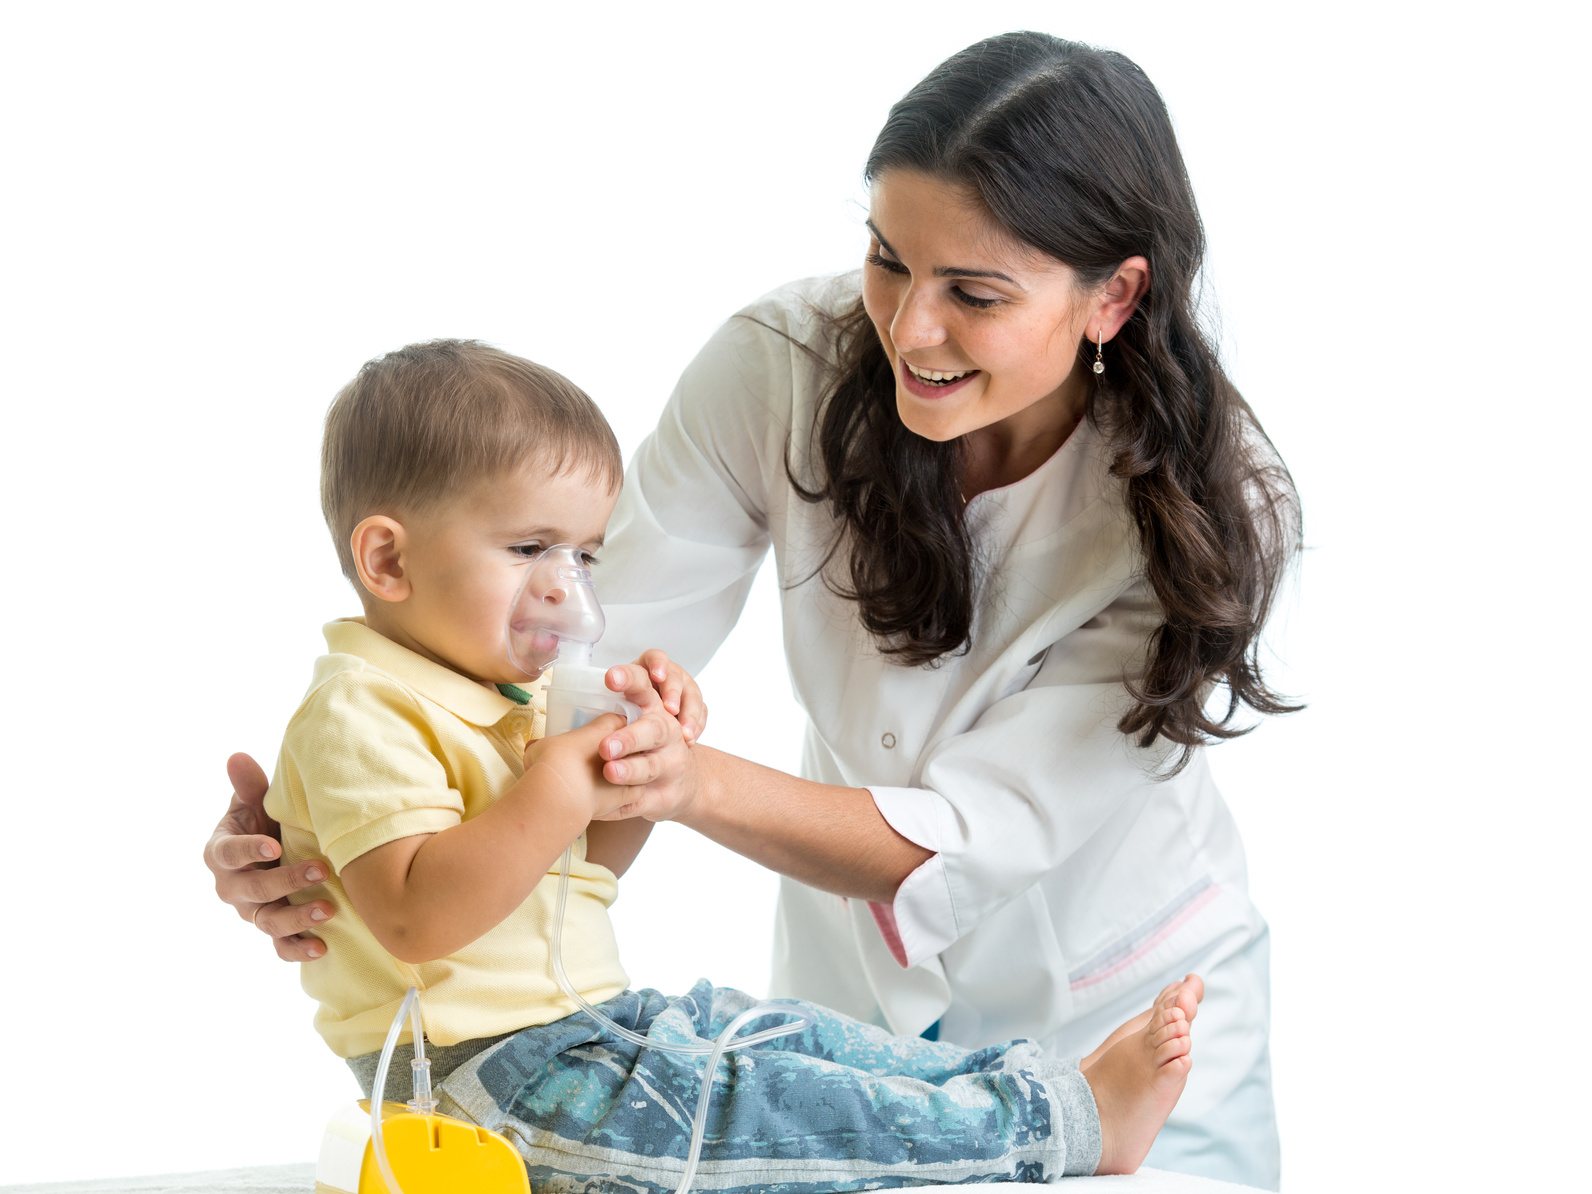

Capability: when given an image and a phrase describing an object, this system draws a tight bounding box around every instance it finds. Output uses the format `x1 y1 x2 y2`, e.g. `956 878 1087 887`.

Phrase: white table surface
0 1163 1262 1193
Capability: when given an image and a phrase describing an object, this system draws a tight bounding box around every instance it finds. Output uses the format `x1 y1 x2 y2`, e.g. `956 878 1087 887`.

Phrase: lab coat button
881 732 896 749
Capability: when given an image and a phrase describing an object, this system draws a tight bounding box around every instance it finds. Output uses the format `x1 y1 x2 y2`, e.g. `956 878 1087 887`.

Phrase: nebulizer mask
504 543 642 733
317 546 812 1194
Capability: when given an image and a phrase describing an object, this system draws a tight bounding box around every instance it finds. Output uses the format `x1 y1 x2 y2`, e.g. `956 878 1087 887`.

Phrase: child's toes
1176 976 1204 1022
1154 1033 1192 1065
1148 1018 1189 1048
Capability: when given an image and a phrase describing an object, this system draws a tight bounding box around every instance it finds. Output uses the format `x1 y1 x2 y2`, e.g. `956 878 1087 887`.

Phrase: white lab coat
596 274 1281 1189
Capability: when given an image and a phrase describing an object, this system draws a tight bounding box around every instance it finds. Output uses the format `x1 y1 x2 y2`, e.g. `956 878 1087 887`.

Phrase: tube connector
408 1057 438 1116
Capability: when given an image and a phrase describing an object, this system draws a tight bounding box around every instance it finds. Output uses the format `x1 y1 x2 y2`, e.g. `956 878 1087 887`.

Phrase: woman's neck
959 374 1087 498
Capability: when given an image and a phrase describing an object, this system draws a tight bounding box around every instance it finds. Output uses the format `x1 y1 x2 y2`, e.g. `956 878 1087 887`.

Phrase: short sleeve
281 672 465 873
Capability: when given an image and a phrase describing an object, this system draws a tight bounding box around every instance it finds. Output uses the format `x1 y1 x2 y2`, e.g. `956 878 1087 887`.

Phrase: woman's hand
627 648 707 742
203 752 335 961
593 660 701 821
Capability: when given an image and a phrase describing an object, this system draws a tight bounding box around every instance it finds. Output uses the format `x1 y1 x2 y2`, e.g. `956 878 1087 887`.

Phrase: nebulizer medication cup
341 546 814 1194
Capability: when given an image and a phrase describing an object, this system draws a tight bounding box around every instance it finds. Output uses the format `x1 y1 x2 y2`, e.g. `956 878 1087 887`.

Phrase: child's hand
593 660 699 821
627 649 707 743
521 714 635 820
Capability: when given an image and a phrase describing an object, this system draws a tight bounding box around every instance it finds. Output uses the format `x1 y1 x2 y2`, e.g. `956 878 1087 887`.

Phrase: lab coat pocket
939 884 1075 1049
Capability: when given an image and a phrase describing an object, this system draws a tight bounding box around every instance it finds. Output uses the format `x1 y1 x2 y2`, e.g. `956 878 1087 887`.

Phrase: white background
0 2 1586 1189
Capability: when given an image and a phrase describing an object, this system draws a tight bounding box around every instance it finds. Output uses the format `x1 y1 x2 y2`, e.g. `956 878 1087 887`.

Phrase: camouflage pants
435 981 1100 1194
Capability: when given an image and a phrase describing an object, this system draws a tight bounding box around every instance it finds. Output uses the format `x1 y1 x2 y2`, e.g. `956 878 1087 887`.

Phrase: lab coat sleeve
866 584 1169 969
595 300 802 672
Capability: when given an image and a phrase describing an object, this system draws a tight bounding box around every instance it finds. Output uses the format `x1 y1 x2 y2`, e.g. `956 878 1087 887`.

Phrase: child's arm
340 714 635 964
583 818 655 877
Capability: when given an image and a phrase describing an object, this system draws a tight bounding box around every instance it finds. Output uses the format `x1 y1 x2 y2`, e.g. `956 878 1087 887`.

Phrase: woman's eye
953 288 1000 310
865 252 908 275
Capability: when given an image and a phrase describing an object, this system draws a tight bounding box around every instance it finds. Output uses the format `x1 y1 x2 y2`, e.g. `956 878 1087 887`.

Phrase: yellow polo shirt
265 618 628 1058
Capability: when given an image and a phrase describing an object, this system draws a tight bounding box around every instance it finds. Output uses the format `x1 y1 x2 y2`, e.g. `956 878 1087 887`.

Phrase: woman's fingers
227 751 270 806
604 662 664 708
253 894 334 937
209 831 282 871
637 648 683 713
223 858 330 912
604 748 667 786
634 650 708 741
676 683 706 743
274 932 327 962
206 752 284 876
600 712 671 763
205 752 335 959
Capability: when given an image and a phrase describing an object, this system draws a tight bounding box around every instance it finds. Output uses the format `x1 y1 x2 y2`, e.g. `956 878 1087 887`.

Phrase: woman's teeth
905 360 976 386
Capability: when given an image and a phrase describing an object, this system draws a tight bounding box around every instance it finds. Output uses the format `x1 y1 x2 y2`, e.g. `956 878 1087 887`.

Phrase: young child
266 338 1201 1192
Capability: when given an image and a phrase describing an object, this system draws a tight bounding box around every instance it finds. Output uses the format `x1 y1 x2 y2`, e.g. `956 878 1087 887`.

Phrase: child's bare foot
1080 974 1203 1073
1082 975 1203 1175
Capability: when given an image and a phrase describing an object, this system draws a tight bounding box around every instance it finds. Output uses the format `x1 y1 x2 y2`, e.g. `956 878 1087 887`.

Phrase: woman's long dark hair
789 32 1301 768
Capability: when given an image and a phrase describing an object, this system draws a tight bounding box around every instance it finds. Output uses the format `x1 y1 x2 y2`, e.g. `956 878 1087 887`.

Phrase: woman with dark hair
209 32 1297 1189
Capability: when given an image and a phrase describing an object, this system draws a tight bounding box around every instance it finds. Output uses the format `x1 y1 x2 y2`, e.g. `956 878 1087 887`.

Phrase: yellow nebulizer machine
314 545 811 1194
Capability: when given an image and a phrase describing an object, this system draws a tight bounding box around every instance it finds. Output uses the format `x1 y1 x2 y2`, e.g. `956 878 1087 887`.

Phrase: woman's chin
895 390 976 443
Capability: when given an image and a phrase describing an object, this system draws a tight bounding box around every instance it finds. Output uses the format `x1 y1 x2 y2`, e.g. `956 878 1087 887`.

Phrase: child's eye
582 552 599 566
511 543 544 559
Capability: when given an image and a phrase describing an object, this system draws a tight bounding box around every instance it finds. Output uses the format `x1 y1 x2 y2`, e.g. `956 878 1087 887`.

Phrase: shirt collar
322 618 521 727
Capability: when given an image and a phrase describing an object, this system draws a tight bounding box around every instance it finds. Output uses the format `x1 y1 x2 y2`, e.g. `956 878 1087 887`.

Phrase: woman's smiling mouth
900 357 981 397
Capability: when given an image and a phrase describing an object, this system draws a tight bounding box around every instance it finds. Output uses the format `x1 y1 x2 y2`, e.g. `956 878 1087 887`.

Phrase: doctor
207 32 1298 1190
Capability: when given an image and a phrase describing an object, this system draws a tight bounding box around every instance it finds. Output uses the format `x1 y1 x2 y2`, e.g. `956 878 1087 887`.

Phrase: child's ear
351 516 411 603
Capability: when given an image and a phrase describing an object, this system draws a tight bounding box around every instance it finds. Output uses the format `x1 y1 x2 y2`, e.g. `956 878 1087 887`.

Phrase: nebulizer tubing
364 545 813 1194
368 985 436 1194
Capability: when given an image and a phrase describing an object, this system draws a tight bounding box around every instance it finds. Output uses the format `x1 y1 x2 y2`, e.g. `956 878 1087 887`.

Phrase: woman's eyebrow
866 219 1019 285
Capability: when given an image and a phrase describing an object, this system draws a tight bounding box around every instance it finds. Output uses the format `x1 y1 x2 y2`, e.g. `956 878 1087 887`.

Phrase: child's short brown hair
321 339 623 584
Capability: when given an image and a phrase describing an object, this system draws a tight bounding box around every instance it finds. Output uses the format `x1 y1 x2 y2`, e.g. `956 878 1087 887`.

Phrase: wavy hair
788 33 1302 768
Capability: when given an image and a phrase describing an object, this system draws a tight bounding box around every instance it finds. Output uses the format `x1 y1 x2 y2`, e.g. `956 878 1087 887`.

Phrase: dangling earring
1092 329 1105 375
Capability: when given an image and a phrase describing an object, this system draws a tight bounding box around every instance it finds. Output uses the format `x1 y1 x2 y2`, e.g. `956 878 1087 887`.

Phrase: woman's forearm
676 746 933 903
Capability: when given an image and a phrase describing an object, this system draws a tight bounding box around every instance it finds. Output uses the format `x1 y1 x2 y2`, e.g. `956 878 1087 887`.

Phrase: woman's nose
891 286 947 352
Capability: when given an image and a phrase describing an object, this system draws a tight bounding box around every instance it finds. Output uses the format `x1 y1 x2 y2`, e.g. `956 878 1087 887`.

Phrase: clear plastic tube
369 985 434 1194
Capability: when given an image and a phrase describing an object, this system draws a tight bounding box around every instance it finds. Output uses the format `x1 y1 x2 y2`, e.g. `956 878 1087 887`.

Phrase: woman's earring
1092 329 1105 375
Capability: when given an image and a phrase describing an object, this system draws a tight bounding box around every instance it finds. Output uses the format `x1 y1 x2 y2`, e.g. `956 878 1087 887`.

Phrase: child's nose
544 587 567 605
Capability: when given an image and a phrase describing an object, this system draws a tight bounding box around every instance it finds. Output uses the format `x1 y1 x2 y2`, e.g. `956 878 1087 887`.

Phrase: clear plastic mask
504 544 605 679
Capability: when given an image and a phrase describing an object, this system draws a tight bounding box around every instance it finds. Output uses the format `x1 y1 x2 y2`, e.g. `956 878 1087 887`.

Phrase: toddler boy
267 338 1198 1192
